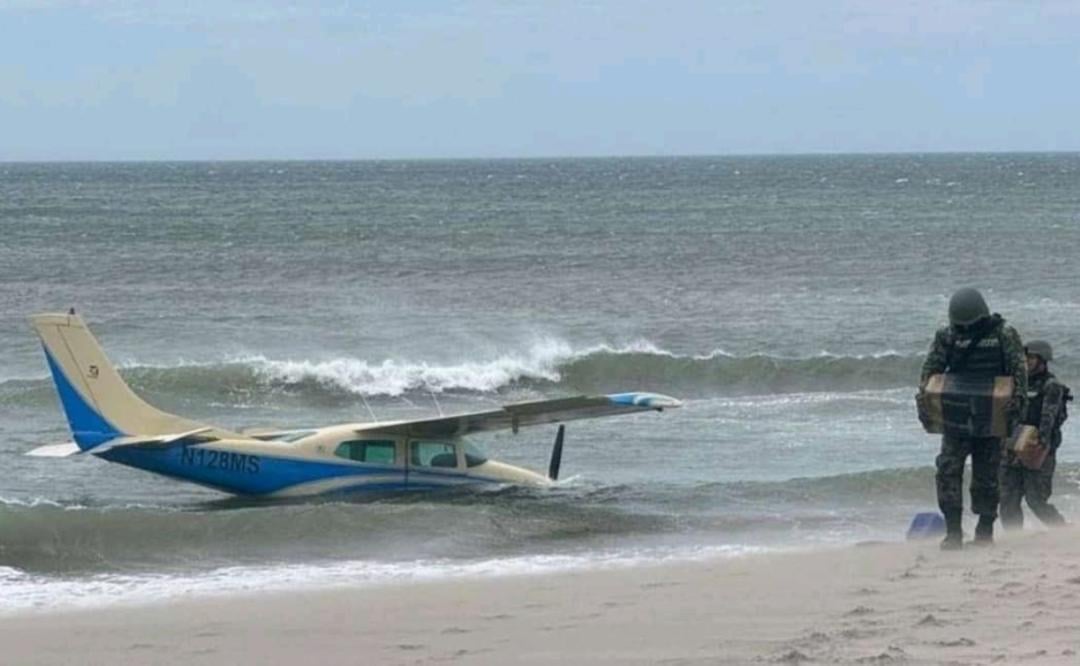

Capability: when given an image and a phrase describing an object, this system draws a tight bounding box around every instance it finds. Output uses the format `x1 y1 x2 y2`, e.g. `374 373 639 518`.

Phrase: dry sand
4 527 1080 665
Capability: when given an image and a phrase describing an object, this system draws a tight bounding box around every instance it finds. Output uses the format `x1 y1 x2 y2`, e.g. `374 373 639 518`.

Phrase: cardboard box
919 374 1014 438
1008 425 1049 470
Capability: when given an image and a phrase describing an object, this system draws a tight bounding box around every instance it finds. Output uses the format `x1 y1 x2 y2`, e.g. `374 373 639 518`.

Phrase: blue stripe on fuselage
99 447 505 496
102 446 401 495
42 347 122 449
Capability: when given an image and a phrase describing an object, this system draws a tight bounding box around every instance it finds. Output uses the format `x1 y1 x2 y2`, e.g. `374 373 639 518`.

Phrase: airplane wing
359 392 681 439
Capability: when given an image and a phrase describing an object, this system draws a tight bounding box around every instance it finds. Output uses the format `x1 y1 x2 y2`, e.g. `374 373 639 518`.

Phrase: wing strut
548 425 565 481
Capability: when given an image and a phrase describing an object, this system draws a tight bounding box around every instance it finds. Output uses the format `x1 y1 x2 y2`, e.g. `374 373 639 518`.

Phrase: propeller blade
548 424 565 481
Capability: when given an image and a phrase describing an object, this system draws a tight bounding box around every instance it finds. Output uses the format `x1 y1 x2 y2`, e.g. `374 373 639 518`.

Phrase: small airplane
26 311 681 497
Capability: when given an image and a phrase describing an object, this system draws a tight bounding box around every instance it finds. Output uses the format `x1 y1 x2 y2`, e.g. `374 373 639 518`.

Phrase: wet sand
4 527 1080 665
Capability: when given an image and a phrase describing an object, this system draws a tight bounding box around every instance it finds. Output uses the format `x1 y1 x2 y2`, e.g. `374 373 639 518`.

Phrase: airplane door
406 439 467 489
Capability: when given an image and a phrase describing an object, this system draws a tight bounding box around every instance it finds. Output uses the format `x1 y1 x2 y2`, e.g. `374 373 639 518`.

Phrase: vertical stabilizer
30 313 203 449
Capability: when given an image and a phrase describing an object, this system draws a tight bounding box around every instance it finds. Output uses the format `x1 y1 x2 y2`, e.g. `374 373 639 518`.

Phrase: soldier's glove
1003 449 1020 466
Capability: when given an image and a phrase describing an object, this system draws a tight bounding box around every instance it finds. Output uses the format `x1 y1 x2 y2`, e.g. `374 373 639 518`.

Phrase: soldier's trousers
936 435 1001 517
1000 449 1066 529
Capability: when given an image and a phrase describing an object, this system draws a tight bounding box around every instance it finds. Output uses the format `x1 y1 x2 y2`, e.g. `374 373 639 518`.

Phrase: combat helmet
948 288 990 327
1025 340 1053 363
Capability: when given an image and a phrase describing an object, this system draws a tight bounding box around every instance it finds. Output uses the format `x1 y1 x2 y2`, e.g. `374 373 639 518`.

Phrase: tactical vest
1024 377 1046 426
945 321 1005 379
1025 372 1070 427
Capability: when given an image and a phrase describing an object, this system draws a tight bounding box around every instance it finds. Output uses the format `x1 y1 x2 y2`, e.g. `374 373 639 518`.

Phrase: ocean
2 154 1079 613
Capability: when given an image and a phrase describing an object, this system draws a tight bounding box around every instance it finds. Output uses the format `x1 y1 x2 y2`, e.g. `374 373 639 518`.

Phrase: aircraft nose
607 392 683 409
639 393 682 409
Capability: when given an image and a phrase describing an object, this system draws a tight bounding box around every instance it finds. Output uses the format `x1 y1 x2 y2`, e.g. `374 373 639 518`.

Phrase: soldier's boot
940 510 963 551
972 515 995 546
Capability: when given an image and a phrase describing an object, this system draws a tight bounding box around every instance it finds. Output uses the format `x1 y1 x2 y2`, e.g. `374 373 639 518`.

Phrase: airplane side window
361 441 396 464
464 440 488 467
410 441 458 468
333 439 396 464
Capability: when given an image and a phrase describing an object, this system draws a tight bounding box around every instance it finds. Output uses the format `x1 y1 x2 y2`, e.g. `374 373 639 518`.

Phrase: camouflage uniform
1000 370 1069 528
920 314 1027 520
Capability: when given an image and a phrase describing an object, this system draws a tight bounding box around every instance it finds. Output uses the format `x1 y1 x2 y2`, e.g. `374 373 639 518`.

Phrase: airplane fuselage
99 429 551 497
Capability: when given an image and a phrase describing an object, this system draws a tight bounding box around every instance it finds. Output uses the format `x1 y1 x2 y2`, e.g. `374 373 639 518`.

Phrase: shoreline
0 542 776 617
5 528 1080 664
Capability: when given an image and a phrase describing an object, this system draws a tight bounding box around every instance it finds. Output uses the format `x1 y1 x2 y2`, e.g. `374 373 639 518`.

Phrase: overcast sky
2 1 1079 160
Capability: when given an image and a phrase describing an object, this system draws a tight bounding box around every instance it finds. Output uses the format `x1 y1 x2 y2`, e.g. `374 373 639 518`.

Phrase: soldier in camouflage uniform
919 288 1027 550
1000 340 1070 529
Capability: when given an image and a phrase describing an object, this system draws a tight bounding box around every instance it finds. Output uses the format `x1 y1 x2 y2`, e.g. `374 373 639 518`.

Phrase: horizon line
3 148 1080 165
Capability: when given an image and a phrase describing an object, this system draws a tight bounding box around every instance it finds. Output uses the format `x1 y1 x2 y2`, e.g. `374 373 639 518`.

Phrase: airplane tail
30 312 203 450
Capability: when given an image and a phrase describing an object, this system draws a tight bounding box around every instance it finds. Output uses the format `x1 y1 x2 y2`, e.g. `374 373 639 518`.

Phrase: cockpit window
463 439 488 467
410 441 458 469
334 439 397 465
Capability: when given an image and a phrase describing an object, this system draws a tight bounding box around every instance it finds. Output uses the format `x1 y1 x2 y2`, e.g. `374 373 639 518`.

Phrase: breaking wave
0 341 931 406
237 341 924 397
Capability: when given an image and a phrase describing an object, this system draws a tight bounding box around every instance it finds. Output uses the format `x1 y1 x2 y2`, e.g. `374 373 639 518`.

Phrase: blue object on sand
906 512 946 540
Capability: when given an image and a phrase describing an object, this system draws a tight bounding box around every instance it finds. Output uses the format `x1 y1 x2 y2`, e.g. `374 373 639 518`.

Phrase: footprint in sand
934 637 976 647
855 646 906 664
482 613 514 621
449 648 481 659
838 627 880 640
915 614 946 627
771 648 813 663
845 606 875 617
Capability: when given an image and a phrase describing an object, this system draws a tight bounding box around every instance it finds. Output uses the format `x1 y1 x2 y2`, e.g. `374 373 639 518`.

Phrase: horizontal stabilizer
361 392 681 439
26 442 81 458
86 427 216 454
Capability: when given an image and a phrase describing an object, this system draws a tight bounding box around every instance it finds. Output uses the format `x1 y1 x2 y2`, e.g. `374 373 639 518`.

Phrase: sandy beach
4 527 1080 665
